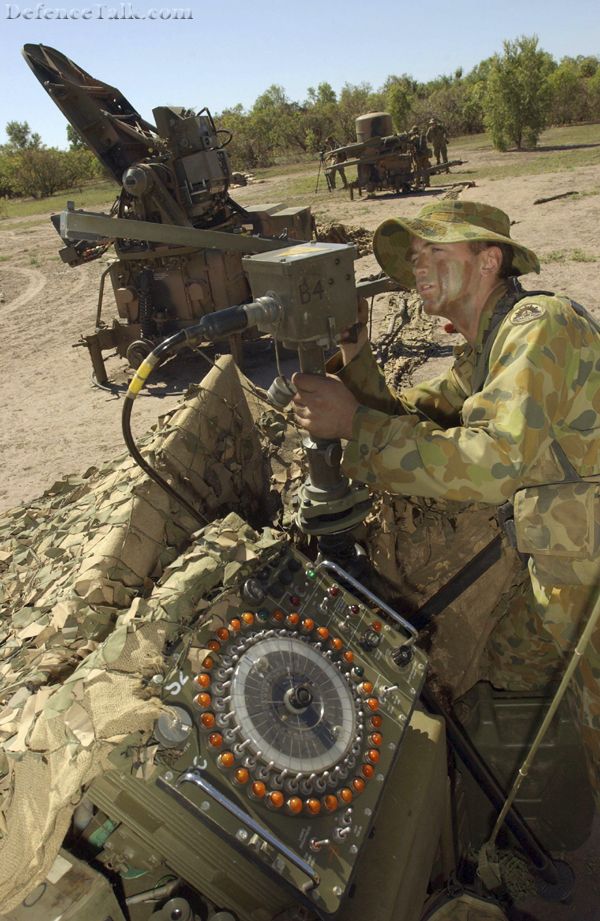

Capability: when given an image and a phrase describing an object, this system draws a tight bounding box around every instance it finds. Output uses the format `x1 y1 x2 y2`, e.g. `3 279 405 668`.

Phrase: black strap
411 532 503 628
472 284 600 395
471 279 555 394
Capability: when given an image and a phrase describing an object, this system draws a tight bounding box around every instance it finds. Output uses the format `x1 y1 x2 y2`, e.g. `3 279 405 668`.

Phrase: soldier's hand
291 373 359 440
339 297 369 365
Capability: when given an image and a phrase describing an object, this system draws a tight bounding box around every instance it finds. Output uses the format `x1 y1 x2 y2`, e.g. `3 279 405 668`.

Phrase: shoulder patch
511 303 547 325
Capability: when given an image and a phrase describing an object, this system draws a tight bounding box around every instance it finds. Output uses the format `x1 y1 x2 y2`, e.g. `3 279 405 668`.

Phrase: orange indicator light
366 697 379 711
202 656 215 670
359 681 374 695
207 640 221 652
306 798 321 815
269 791 284 809
331 637 343 651
216 628 230 642
323 794 338 812
372 620 383 632
367 749 380 764
241 612 255 626
273 610 285 622
339 787 353 804
219 751 235 768
316 627 330 641
200 712 216 729
251 781 266 799
287 796 303 815
370 732 383 746
343 650 354 664
234 768 250 785
229 618 242 632
371 714 383 728
287 612 300 626
362 763 374 779
302 618 315 632
352 777 366 794
194 692 211 709
194 673 211 688
209 732 223 748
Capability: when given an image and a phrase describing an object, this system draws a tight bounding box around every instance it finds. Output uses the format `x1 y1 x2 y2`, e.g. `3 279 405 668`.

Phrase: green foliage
384 76 416 132
484 36 554 150
4 40 598 182
336 82 386 142
0 146 104 200
4 120 42 151
66 124 86 150
542 248 597 264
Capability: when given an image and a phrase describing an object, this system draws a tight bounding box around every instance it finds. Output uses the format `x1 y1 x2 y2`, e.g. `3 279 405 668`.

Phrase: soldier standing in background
291 200 600 806
409 125 431 189
323 135 348 190
426 117 450 172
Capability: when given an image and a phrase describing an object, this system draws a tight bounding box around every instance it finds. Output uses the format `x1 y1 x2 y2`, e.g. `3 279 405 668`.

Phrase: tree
66 124 86 150
548 60 589 125
336 83 385 143
383 75 416 132
5 120 42 150
304 82 339 152
217 104 273 170
483 36 554 150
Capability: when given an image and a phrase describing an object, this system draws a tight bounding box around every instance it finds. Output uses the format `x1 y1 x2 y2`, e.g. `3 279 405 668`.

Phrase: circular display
231 636 357 774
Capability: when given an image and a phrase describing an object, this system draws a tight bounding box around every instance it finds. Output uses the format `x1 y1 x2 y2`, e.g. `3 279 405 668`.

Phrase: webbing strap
471 279 555 394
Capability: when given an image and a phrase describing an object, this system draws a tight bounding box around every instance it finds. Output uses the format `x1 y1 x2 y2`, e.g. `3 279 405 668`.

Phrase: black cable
122 394 207 527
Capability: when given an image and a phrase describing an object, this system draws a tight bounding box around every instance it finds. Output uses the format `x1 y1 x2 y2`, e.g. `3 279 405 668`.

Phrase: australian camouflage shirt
332 288 600 506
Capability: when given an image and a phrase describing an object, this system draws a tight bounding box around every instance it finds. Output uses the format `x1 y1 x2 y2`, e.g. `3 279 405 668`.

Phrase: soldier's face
409 239 486 318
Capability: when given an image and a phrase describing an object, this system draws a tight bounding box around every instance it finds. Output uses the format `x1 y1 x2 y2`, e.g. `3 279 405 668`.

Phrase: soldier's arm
341 303 575 504
326 341 468 426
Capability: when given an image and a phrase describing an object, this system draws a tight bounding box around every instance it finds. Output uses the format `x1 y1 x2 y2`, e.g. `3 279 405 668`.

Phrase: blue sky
0 0 598 148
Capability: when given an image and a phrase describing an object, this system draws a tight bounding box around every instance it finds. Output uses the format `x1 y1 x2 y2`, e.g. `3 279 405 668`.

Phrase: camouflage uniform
408 126 431 188
332 201 600 800
426 118 449 172
324 135 348 190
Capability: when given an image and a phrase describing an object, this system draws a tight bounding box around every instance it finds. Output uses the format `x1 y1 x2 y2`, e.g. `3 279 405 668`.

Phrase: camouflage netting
0 356 304 910
0 317 522 908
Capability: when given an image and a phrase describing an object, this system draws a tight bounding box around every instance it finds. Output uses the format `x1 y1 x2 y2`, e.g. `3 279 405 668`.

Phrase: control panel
150 542 427 915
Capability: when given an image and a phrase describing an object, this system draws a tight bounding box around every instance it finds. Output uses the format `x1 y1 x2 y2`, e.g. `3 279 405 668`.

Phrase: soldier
426 117 449 172
408 124 431 189
291 199 600 803
323 134 348 190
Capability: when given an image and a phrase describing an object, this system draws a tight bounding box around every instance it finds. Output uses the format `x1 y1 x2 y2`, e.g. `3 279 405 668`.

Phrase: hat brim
373 216 540 288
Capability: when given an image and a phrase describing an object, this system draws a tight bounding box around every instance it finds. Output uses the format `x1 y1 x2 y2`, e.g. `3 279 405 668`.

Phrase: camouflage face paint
411 240 483 325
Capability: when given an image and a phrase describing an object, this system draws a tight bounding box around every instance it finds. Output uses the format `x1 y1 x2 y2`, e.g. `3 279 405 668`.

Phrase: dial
231 635 357 774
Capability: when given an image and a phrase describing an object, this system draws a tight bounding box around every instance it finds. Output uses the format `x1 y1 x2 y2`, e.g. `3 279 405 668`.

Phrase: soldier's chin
419 293 444 316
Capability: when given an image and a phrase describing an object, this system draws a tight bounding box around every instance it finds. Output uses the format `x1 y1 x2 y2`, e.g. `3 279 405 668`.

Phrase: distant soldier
426 117 449 173
409 125 431 190
324 135 348 191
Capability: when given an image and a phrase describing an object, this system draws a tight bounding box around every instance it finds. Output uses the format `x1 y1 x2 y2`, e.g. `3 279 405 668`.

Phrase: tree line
2 36 599 200
220 38 600 168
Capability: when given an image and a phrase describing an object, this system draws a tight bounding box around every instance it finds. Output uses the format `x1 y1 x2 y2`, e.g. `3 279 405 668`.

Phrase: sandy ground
0 142 599 514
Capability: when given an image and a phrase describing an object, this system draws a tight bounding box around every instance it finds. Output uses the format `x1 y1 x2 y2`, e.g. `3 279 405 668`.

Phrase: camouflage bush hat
373 200 540 288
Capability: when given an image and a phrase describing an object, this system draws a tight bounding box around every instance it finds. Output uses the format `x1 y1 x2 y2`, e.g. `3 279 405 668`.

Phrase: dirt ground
1 142 599 514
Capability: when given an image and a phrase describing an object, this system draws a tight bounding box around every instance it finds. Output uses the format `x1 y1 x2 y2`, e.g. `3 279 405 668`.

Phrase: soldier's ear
480 245 502 276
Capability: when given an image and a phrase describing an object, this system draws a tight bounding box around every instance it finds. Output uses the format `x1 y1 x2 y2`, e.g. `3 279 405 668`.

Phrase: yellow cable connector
127 355 159 398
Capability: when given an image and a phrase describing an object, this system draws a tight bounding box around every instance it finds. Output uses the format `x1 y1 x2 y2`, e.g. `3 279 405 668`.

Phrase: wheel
126 338 154 369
